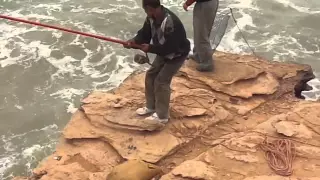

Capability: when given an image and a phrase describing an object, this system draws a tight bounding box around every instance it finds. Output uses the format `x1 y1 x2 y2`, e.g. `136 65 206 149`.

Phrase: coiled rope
260 138 296 176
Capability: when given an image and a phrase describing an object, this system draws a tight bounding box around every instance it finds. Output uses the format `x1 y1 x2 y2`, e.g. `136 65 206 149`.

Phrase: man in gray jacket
183 0 219 72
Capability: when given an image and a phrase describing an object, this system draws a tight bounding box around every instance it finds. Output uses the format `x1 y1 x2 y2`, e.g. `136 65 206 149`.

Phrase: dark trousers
145 55 186 119
193 0 219 65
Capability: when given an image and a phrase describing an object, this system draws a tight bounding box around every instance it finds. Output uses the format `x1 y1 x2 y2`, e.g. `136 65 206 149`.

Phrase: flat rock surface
30 138 122 180
16 51 319 180
160 102 320 180
63 111 184 163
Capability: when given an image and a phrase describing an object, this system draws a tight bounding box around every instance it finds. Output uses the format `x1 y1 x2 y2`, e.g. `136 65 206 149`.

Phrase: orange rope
260 138 296 176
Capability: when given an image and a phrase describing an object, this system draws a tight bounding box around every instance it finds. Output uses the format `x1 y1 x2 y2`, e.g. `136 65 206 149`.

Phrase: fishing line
229 8 259 58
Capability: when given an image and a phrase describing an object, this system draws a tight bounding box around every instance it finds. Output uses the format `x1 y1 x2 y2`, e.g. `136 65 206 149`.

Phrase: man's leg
193 0 219 72
192 5 201 63
153 56 186 120
137 55 166 115
188 46 200 63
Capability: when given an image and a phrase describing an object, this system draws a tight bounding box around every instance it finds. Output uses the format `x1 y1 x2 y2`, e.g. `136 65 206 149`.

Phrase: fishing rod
0 14 143 49
0 14 154 65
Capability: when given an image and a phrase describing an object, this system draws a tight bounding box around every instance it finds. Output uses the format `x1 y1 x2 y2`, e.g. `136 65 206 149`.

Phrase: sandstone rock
273 120 312 138
179 58 279 98
162 128 320 179
295 145 320 159
292 102 320 135
31 138 121 180
224 152 259 163
106 160 162 180
243 176 320 180
11 177 29 180
255 102 319 141
14 51 317 180
63 111 185 163
161 100 320 179
81 92 164 131
171 160 216 179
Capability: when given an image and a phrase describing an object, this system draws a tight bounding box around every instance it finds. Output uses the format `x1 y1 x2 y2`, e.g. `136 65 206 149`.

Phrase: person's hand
123 39 134 49
140 44 150 52
183 3 188 11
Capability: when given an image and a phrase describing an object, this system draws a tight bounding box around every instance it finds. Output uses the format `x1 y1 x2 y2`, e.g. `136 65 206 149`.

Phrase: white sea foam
92 54 135 90
302 74 320 101
272 0 320 14
50 88 87 113
50 88 86 100
0 124 58 179
0 155 18 178
33 4 62 12
22 145 43 158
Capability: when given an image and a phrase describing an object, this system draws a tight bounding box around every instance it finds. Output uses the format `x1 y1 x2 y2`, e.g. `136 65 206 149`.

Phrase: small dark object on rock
230 97 240 104
128 145 137 150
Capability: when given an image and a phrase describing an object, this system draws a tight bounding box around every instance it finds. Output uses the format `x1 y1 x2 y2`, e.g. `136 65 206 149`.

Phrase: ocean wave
272 0 320 14
0 124 59 179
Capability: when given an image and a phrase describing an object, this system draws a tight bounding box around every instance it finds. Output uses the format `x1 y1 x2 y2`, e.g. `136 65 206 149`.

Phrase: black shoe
196 64 214 72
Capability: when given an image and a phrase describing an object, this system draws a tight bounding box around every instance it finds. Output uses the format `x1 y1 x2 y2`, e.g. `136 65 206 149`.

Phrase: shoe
188 54 200 63
145 113 168 124
196 64 214 72
136 107 155 116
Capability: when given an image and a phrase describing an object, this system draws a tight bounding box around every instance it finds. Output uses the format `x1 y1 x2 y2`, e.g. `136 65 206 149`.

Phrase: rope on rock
260 138 296 176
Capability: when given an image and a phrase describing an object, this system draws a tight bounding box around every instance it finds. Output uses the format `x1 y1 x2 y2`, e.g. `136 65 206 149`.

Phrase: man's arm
185 0 196 6
148 19 182 57
132 18 152 45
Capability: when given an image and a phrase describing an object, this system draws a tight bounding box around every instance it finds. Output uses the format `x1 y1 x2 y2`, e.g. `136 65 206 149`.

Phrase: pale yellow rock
224 152 259 163
179 60 279 98
243 175 320 180
170 160 216 180
273 120 313 139
63 111 185 163
13 51 317 180
106 160 162 180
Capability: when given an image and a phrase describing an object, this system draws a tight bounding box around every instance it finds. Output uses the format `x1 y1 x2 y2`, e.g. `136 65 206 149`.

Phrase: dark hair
142 0 161 8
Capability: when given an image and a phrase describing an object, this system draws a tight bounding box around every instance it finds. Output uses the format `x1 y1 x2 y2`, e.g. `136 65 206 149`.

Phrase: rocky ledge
14 51 320 180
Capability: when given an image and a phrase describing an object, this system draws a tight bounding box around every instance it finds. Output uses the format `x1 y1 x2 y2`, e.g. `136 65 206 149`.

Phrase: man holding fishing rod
124 0 190 123
0 0 190 124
